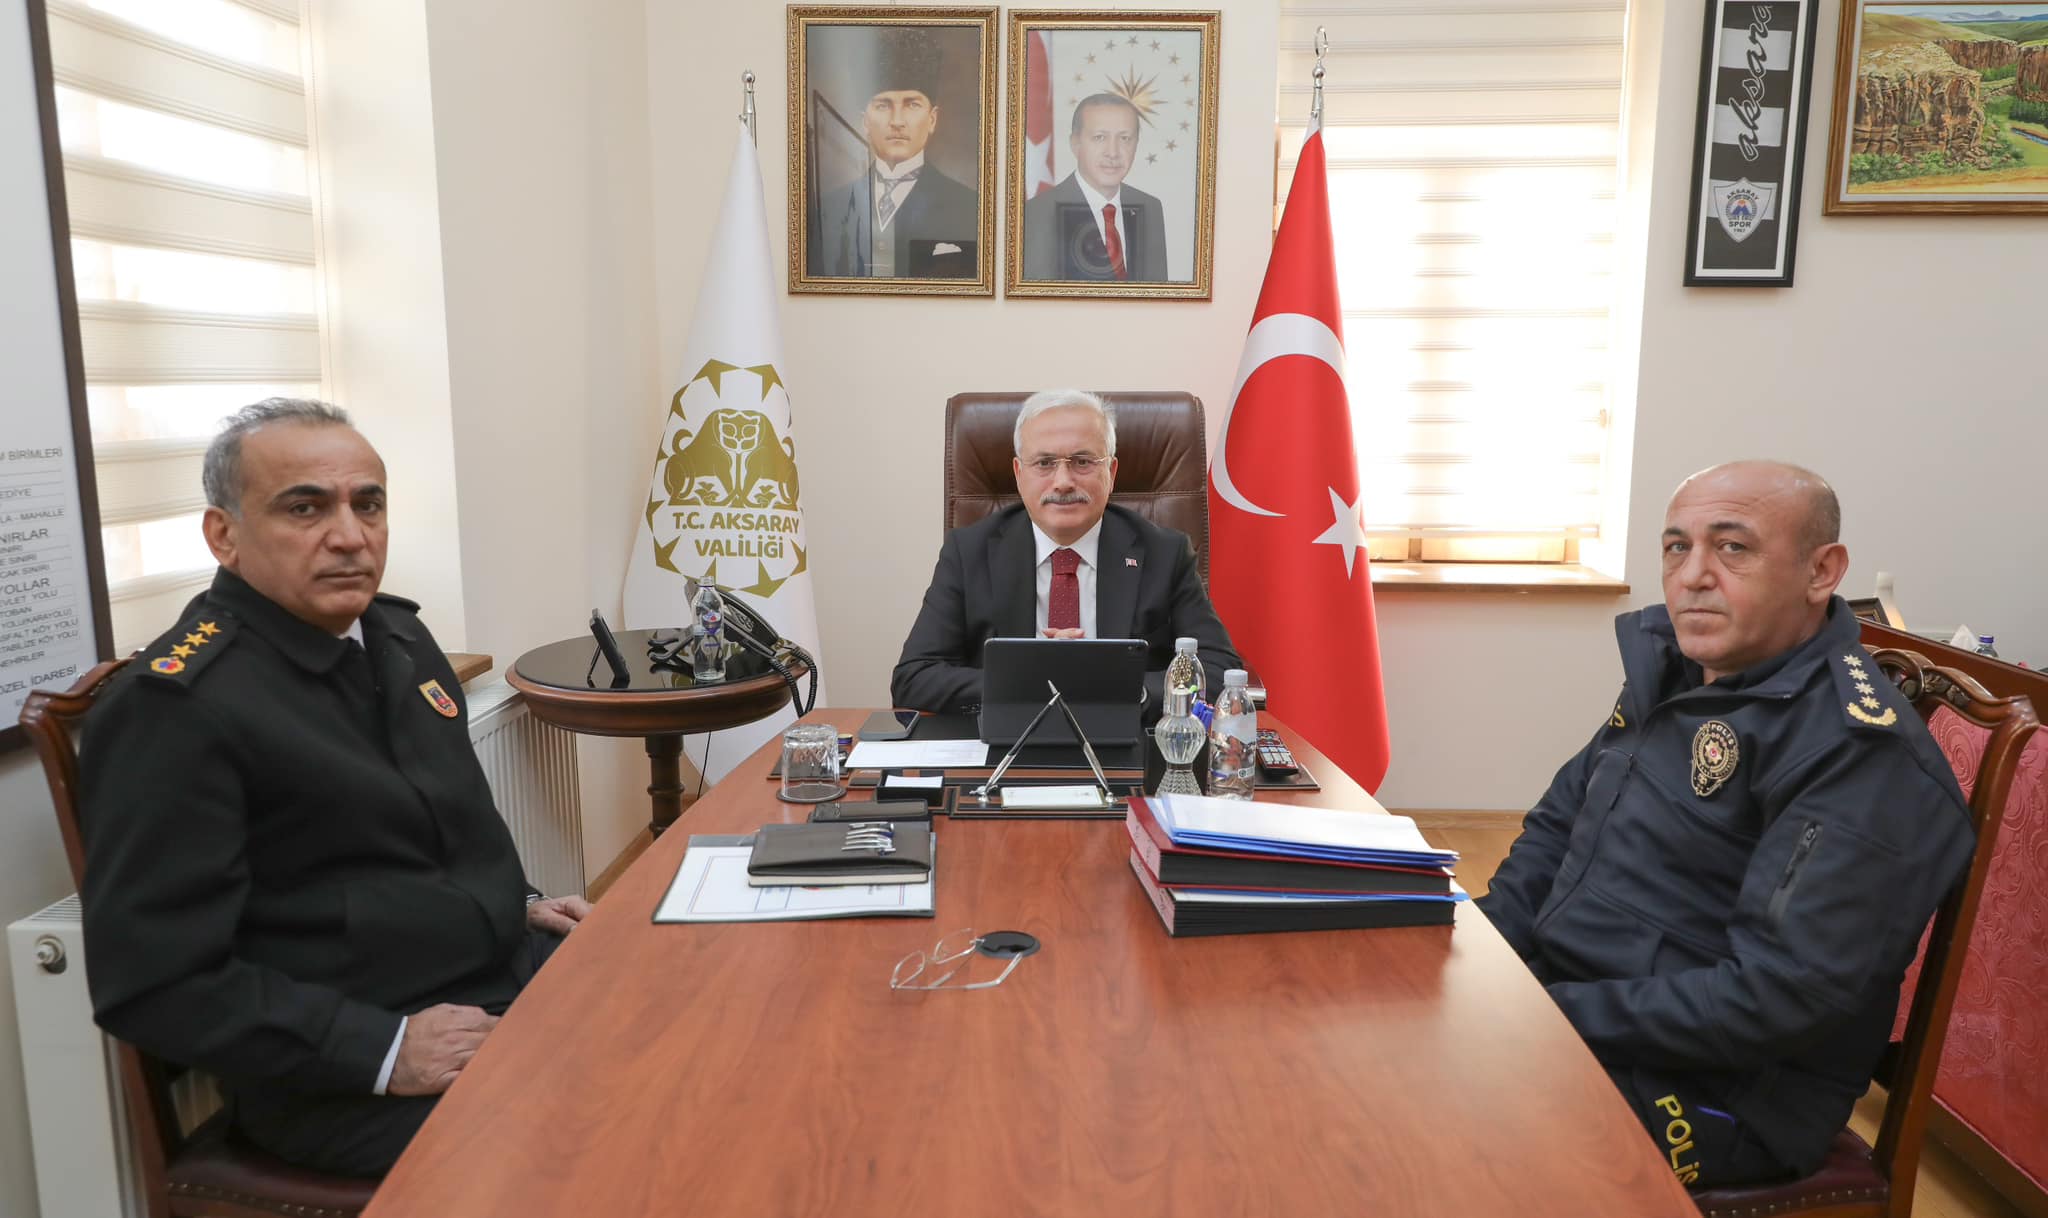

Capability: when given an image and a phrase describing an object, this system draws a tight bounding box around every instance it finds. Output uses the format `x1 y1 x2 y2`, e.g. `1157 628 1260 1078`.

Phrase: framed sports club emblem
1683 0 1822 286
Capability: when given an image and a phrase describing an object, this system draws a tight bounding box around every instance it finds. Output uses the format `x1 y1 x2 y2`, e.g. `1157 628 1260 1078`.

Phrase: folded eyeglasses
889 928 1040 992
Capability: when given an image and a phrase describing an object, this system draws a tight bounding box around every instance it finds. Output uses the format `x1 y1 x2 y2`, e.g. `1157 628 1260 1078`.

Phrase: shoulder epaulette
1831 647 1904 730
373 591 421 614
138 612 237 686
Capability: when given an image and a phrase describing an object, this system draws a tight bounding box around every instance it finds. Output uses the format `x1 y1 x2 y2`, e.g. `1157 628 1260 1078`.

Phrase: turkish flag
1024 33 1055 196
1207 126 1390 792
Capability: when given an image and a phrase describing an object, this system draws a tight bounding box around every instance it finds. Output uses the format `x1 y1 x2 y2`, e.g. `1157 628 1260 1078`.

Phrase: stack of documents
1126 795 1464 938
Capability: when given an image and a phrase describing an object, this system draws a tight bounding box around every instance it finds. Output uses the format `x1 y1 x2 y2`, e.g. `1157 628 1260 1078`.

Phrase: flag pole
1310 26 1328 132
739 70 757 144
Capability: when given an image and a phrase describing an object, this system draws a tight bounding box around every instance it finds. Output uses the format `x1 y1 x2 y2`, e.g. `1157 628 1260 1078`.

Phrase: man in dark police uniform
78 399 589 1177
1477 460 1974 1189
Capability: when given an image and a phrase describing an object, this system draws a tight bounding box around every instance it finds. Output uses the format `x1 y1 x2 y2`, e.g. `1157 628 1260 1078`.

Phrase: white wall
644 0 1284 721
423 0 664 871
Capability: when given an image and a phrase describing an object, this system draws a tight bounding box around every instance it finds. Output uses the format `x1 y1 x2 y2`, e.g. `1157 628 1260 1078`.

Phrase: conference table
363 710 1701 1218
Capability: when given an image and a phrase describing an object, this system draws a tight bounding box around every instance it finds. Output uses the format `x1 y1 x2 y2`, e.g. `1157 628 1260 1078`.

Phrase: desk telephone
588 584 818 717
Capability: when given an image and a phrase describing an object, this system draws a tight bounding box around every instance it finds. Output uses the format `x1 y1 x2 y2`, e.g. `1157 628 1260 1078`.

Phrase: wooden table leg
645 734 685 837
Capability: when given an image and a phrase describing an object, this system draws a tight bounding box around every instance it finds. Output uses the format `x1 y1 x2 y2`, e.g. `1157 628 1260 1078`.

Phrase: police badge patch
1691 721 1739 797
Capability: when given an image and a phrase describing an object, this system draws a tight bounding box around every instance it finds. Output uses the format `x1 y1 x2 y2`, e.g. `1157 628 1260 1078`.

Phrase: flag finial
740 70 757 145
1310 27 1329 131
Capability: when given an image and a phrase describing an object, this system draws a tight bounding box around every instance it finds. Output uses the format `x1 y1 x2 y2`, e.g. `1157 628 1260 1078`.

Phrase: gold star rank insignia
197 621 220 636
1691 721 1739 797
150 657 185 675
1842 654 1865 668
171 644 194 658
183 632 206 648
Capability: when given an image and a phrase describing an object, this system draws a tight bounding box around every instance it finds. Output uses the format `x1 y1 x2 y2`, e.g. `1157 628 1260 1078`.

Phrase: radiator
7 677 584 1217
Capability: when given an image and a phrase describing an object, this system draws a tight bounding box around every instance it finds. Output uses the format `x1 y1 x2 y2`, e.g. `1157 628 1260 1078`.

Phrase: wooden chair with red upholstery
19 658 379 1218
1691 648 2039 1218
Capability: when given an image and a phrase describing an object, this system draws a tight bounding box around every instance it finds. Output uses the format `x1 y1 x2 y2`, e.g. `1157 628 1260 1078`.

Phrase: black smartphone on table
588 610 632 688
859 709 920 741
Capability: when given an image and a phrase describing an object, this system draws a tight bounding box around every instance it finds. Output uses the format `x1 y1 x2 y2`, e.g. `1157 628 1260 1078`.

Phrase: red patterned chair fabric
1893 708 2048 1198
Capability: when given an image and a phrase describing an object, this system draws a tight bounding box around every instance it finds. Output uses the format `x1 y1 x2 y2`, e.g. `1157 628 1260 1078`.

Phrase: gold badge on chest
418 679 459 718
1690 720 1739 798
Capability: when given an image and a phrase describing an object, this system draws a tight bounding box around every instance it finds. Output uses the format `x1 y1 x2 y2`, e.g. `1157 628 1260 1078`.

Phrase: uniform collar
205 567 410 674
1623 596 1858 706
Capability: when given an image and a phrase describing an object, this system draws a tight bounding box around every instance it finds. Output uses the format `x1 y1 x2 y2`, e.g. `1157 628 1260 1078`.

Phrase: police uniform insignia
1610 702 1626 729
1847 701 1897 727
150 656 185 675
419 679 459 718
1691 721 1739 797
1836 649 1899 727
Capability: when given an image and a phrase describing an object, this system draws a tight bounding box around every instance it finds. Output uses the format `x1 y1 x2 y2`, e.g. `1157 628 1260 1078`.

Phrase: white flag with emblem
623 121 826 781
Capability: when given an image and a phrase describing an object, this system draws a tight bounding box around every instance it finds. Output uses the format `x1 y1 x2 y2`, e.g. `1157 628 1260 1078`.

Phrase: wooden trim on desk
447 652 493 685
1404 810 1528 832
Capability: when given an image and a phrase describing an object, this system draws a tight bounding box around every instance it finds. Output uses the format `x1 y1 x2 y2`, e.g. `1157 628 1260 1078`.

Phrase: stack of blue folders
1127 794 1465 937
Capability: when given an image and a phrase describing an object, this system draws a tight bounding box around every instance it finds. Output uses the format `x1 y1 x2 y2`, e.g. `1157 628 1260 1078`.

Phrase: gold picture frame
1004 10 1220 299
788 6 998 295
1823 0 2048 214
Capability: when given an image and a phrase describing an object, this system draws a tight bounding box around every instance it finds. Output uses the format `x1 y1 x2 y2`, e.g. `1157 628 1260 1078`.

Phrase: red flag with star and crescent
1206 124 1389 792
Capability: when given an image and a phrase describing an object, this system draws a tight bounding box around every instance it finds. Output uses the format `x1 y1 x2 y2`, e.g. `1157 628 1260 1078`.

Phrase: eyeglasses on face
1022 454 1106 477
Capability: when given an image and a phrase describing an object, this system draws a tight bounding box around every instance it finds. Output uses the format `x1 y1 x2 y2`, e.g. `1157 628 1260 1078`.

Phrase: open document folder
1143 794 1458 868
655 835 935 923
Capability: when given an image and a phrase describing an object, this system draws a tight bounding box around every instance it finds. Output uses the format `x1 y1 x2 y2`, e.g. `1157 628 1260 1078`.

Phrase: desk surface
365 711 1699 1218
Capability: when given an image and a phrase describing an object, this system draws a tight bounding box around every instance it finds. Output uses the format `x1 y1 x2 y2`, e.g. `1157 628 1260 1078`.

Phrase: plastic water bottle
691 583 726 681
1976 635 1999 659
1208 668 1257 800
1150 685 1205 796
1165 636 1204 705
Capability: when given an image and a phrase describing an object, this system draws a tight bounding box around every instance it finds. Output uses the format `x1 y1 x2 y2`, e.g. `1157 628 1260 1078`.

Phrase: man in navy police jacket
1477 461 1973 1189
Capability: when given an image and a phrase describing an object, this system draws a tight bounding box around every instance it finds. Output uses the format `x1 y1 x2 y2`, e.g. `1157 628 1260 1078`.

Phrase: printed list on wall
0 435 97 724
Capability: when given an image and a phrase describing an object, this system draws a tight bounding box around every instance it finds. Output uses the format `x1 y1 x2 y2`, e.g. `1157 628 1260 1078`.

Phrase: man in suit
1021 94 1170 282
1476 461 1975 1189
892 389 1238 715
809 29 978 280
78 399 589 1177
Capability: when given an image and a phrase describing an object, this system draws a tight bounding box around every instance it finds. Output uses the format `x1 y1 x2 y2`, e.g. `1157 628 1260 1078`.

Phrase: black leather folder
746 822 933 887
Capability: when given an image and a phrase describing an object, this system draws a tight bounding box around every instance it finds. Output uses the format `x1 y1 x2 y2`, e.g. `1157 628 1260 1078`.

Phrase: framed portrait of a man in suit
789 7 996 296
1005 10 1220 299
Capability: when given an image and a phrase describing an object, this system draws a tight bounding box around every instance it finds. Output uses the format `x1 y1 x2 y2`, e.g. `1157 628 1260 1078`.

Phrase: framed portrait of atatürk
1682 0 1820 286
1823 0 2048 214
1004 10 1220 299
788 6 997 296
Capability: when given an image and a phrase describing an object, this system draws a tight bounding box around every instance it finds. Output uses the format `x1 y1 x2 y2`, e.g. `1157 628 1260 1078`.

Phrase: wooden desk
365 711 1698 1218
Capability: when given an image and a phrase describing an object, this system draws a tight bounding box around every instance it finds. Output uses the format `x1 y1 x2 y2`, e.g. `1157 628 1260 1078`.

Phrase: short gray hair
202 397 354 514
1013 389 1117 458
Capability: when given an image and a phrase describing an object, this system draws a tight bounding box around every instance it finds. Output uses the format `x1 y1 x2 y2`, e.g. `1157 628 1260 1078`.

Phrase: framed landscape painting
1825 0 2048 212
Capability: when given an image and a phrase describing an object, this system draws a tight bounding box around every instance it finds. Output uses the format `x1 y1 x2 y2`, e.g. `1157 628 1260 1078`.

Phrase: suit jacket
810 161 979 279
1020 174 1170 282
890 504 1239 715
79 569 534 1106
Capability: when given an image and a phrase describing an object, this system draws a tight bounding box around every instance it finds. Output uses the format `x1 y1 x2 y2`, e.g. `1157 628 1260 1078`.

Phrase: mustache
1040 490 1092 506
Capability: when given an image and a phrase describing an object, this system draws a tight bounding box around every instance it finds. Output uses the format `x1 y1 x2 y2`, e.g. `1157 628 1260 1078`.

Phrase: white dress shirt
1073 175 1127 264
1032 520 1101 638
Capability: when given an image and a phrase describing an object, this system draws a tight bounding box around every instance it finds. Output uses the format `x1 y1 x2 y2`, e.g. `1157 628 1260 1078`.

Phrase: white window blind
1277 0 1625 563
46 0 324 651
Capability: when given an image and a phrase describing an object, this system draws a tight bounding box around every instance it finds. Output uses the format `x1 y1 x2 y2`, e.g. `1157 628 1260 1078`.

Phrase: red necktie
1102 204 1128 281
1048 547 1082 632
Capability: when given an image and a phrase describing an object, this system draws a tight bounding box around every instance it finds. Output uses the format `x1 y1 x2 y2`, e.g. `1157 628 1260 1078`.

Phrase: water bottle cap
1175 636 1198 651
1224 668 1248 685
1979 635 1995 646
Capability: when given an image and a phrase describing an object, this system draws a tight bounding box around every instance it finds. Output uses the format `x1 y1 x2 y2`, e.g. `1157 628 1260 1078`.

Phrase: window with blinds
45 0 322 651
1277 0 1625 564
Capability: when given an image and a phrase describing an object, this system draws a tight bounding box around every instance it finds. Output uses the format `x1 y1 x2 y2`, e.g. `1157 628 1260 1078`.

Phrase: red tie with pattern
1102 204 1128 281
1048 547 1082 633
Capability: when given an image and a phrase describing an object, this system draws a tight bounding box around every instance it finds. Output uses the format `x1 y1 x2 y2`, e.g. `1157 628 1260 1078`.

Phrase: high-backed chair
19 659 379 1218
1691 648 2038 1218
944 391 1215 580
